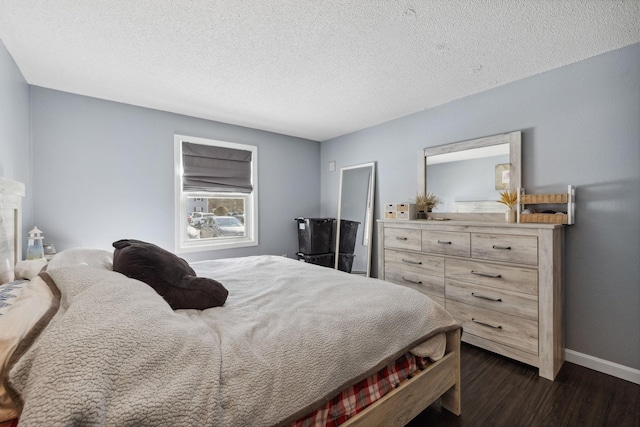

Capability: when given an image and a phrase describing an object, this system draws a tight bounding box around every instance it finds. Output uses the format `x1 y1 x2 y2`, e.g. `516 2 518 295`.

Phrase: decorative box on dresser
378 219 565 381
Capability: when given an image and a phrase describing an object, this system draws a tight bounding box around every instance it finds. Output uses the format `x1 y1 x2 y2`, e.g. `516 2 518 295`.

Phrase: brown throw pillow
112 239 228 310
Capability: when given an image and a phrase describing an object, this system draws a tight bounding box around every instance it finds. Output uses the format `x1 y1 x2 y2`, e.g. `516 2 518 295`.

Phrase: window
174 135 258 252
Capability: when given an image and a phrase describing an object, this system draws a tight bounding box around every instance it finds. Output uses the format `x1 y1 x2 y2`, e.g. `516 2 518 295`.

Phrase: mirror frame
418 131 521 221
335 161 376 277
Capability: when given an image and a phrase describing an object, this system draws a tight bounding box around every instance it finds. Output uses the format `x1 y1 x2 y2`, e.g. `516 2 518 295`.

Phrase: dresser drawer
385 249 444 301
384 227 421 251
446 300 538 355
385 249 444 277
471 233 538 265
384 250 445 301
445 258 538 295
385 269 445 300
445 279 538 321
422 230 470 257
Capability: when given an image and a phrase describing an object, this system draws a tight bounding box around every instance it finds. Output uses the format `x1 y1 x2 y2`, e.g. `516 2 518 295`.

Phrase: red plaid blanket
292 353 427 427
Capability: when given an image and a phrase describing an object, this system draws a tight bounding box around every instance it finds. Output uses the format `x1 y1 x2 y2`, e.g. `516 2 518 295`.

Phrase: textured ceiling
0 1 638 141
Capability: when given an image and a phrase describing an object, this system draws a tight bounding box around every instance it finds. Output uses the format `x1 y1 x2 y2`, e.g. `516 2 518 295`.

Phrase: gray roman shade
182 141 253 193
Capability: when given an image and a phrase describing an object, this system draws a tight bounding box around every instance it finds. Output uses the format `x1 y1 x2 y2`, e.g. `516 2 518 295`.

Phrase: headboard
0 177 25 284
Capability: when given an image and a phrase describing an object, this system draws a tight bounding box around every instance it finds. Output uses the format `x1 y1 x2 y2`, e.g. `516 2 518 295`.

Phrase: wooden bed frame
344 328 461 426
0 176 461 426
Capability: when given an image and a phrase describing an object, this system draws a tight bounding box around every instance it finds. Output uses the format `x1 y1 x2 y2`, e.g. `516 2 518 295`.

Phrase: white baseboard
565 349 640 385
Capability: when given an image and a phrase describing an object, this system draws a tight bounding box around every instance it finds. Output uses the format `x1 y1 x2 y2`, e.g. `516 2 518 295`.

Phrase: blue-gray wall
0 39 32 235
29 87 320 261
321 43 640 371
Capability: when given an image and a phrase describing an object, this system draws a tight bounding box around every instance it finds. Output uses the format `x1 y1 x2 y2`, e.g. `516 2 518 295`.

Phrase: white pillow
14 259 48 280
46 248 113 271
0 277 54 422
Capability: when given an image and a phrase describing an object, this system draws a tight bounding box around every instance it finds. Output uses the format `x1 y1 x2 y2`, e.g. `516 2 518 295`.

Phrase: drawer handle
396 237 408 241
492 245 511 250
471 292 502 302
471 270 502 279
402 276 422 285
437 240 452 245
472 318 502 329
402 258 423 265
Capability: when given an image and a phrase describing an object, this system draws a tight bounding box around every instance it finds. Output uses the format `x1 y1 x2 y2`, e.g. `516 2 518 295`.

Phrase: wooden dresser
377 219 564 380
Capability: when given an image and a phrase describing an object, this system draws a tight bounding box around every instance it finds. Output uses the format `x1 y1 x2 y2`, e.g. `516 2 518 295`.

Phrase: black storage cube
296 218 334 254
337 253 355 273
297 252 335 268
338 219 360 255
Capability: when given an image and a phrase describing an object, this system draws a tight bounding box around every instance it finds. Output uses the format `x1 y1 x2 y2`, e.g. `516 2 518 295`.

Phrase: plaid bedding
292 353 428 427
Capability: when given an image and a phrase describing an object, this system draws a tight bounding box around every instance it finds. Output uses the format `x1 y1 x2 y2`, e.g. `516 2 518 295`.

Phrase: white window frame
174 134 258 253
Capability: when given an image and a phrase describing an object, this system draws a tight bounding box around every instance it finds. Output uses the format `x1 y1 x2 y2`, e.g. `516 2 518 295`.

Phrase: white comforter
8 255 459 426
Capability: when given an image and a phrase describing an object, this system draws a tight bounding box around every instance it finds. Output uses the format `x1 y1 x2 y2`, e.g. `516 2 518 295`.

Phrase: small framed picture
495 163 510 190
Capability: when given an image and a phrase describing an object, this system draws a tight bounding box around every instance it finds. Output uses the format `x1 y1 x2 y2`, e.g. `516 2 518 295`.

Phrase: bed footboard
342 328 461 427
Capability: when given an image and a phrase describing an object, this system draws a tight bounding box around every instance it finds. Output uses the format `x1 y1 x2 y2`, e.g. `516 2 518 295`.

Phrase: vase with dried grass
497 190 518 222
416 192 441 219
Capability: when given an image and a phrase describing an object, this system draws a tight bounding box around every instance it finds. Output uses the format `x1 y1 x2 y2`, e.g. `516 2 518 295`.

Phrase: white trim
565 349 640 385
174 134 258 253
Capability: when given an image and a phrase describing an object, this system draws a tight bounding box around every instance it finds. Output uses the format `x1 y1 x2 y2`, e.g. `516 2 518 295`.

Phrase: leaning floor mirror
335 162 376 277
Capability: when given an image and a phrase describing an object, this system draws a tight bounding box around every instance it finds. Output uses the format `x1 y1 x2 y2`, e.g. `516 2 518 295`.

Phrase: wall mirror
418 131 521 221
336 162 376 276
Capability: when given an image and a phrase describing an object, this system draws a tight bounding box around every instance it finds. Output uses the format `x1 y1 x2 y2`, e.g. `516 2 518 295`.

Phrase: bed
0 177 462 427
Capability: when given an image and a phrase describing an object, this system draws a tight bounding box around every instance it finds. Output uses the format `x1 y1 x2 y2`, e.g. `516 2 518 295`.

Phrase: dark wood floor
407 343 640 427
